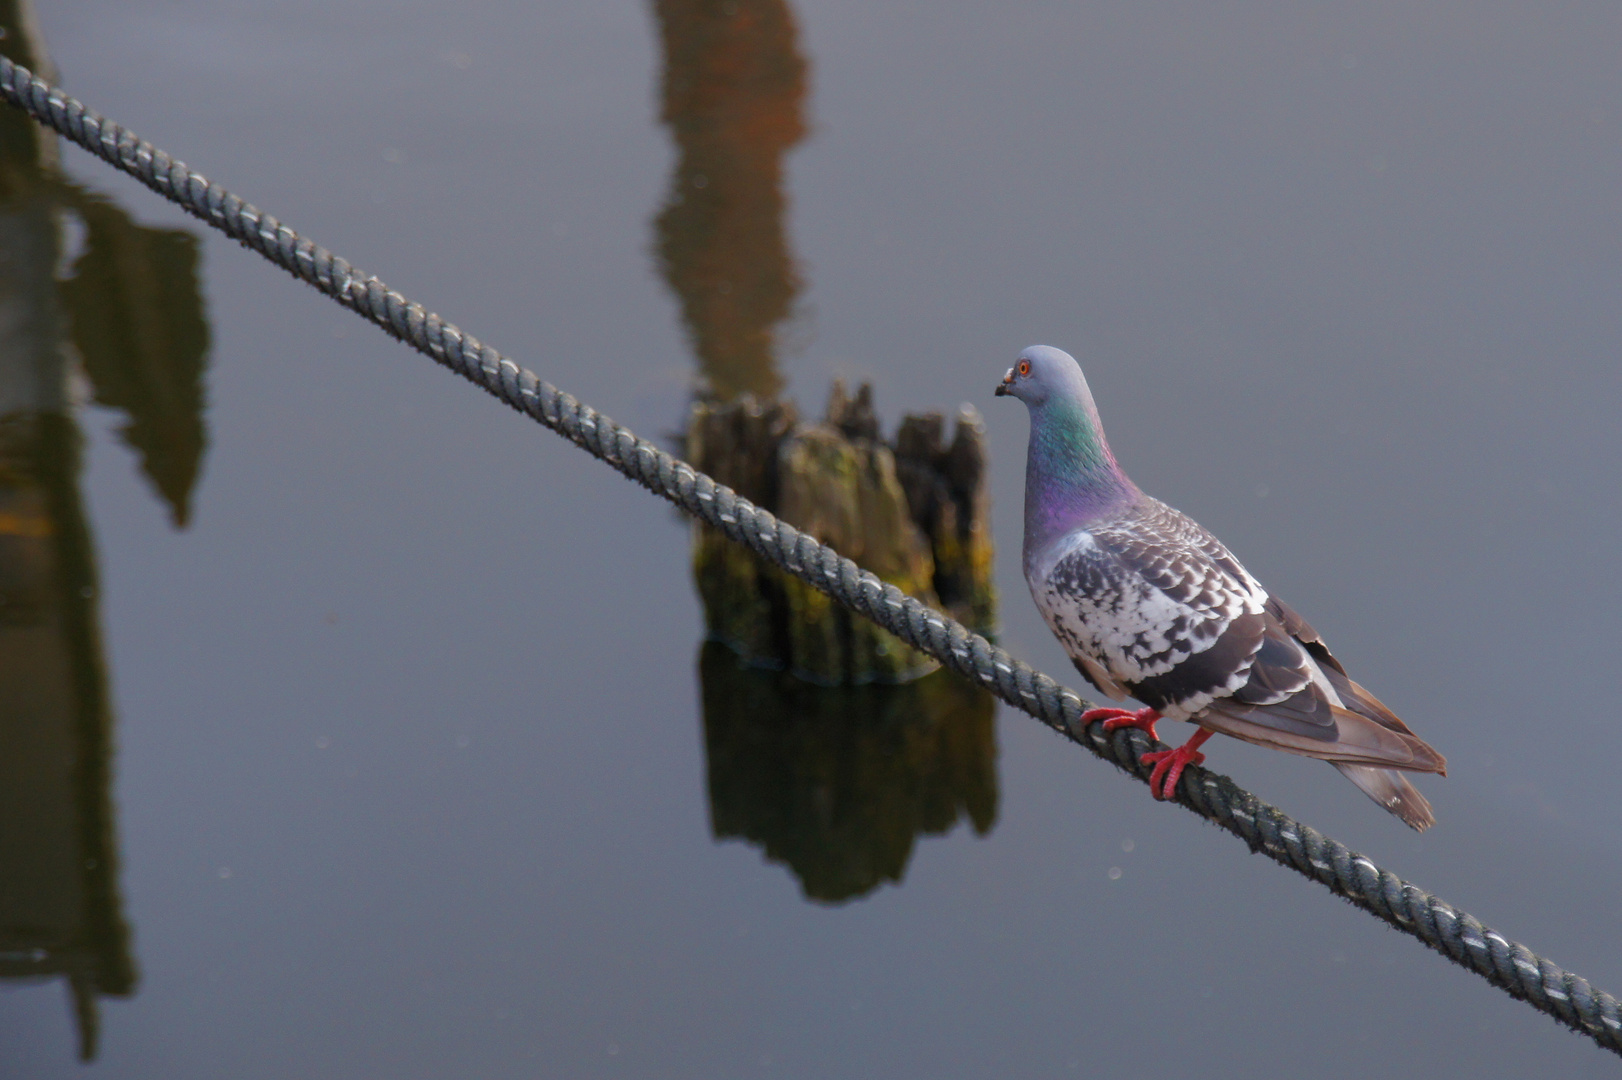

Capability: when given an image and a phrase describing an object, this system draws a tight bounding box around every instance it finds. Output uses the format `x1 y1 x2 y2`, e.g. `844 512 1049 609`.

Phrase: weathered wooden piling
688 380 996 685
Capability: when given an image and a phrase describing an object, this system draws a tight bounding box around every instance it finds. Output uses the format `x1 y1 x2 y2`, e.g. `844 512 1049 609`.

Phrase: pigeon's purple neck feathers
1021 376 1138 564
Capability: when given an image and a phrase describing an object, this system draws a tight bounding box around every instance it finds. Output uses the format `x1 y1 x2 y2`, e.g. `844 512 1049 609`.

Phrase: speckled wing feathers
1035 498 1274 721
1032 497 1445 777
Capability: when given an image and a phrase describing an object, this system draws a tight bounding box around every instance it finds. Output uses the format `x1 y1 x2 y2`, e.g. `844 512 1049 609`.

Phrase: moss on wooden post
688 380 996 685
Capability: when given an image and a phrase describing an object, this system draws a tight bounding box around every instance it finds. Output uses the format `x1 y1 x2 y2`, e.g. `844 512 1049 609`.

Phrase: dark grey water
3 1 1620 1075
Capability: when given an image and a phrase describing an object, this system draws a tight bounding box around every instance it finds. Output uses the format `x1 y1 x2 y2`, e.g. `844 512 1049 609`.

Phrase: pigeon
996 346 1445 829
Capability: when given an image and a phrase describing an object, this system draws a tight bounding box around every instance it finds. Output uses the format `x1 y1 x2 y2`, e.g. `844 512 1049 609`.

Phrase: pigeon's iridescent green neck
1023 395 1137 559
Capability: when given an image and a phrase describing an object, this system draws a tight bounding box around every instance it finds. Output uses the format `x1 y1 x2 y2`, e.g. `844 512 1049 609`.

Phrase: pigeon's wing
1264 594 1345 675
1198 604 1446 775
1197 594 1445 829
1063 498 1276 721
1083 503 1446 769
1041 499 1445 829
1264 594 1436 749
1042 499 1446 776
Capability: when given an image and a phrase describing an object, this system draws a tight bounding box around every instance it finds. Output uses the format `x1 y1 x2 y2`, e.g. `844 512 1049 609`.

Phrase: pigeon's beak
994 367 1015 396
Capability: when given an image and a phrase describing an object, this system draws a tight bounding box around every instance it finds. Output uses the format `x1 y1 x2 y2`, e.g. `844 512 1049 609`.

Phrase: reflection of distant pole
0 68 135 1062
0 0 208 1060
652 0 807 402
0 415 133 1063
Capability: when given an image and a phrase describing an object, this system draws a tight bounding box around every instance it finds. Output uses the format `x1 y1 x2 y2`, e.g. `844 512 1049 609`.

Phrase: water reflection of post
652 0 804 402
0 0 209 1058
651 0 998 903
699 643 996 903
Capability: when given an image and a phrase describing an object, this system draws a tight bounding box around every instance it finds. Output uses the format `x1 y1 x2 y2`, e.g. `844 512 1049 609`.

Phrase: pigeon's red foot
1082 706 1162 743
1140 728 1214 800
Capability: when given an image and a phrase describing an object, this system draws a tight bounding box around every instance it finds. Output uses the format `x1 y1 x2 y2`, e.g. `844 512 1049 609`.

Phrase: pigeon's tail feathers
1264 594 1428 736
1319 664 1421 737
1196 699 1447 774
1195 696 1441 829
1333 763 1436 832
1320 669 1447 776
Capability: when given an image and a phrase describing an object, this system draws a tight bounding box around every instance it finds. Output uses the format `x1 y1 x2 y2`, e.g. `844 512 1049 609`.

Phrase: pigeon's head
997 345 1134 528
994 345 1091 410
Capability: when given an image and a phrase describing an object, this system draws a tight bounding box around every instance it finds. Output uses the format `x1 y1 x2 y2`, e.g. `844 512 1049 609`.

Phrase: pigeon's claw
1083 706 1162 743
1139 728 1214 800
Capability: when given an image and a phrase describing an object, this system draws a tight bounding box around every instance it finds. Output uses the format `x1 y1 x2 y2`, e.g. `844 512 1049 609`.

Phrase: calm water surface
2 1 1621 1076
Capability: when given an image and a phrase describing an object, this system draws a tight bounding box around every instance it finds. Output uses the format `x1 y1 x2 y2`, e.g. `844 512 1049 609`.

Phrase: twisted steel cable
4 54 1616 1056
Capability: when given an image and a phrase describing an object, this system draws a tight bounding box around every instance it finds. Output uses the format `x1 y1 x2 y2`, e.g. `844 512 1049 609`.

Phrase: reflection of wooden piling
61 194 209 528
699 641 997 903
0 415 135 1063
0 5 210 1054
652 0 806 402
688 381 996 685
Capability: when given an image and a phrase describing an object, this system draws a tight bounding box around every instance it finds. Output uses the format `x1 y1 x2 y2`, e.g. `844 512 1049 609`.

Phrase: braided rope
5 54 1615 1055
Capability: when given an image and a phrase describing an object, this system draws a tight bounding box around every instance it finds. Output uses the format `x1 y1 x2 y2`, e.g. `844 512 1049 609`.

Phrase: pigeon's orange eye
1017 359 1031 377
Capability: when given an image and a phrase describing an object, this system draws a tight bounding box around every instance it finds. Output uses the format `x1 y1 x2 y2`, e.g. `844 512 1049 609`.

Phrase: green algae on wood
688 381 996 685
